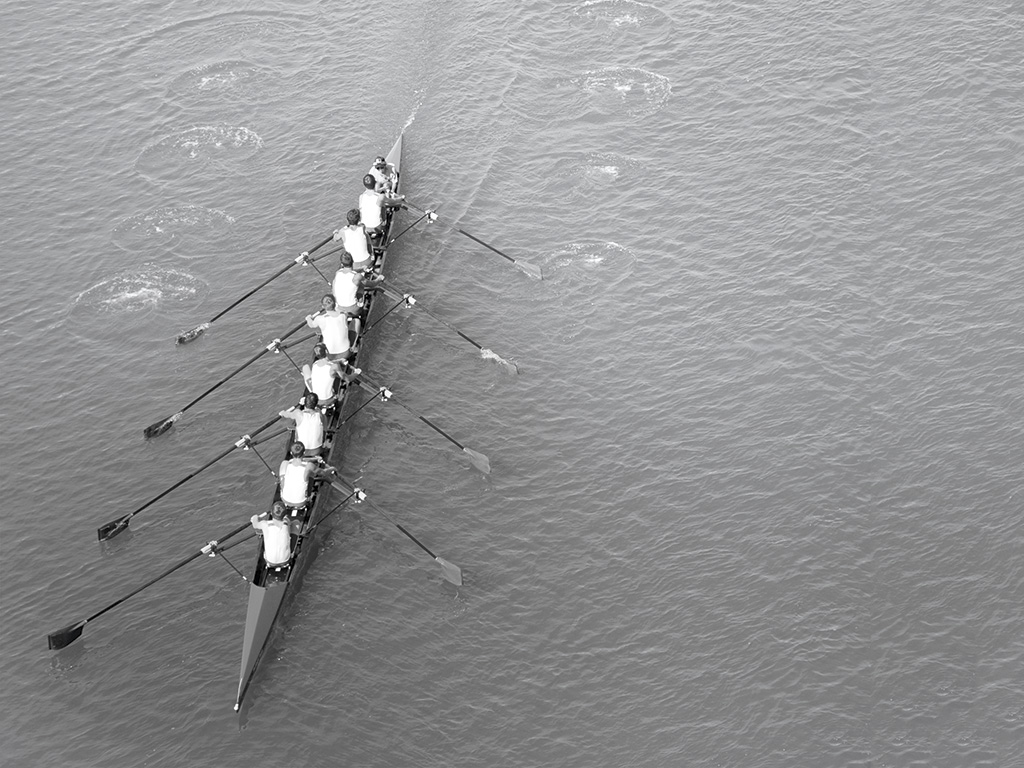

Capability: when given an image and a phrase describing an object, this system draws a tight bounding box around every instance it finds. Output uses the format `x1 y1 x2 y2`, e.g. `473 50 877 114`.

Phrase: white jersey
278 459 312 506
306 358 338 401
308 310 350 355
292 409 324 451
359 189 383 229
332 269 360 308
340 224 371 267
368 163 397 191
251 516 291 565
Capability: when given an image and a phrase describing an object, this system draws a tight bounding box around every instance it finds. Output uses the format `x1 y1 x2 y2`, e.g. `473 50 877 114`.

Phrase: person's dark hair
362 174 376 189
304 393 319 409
289 441 305 457
346 209 360 225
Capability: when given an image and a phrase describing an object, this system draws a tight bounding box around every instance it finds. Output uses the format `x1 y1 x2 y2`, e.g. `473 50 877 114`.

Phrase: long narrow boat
234 134 404 711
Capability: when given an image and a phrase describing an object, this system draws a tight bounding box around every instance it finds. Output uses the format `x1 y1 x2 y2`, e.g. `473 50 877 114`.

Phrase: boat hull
234 134 404 710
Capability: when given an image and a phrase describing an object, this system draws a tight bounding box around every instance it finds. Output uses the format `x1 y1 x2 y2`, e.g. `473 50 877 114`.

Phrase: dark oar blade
463 447 491 474
47 622 86 650
97 517 129 541
176 322 210 345
143 411 182 439
435 556 463 586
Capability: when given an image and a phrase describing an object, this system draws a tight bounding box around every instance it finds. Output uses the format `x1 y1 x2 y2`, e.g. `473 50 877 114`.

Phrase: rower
367 155 398 193
279 393 327 457
358 174 404 240
306 294 353 362
333 209 374 272
301 343 346 408
250 502 293 568
277 441 333 511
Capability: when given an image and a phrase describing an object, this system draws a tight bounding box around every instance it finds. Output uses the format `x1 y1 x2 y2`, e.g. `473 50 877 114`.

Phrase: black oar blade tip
143 412 181 439
47 623 84 650
175 323 209 345
97 519 128 541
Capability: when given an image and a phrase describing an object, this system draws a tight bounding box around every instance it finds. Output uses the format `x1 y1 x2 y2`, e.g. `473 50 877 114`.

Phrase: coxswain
302 343 346 407
358 174 404 237
333 209 374 272
279 393 326 456
250 502 292 567
277 441 333 509
367 155 398 192
306 294 353 362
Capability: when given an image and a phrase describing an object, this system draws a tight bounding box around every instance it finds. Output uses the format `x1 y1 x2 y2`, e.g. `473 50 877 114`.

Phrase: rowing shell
234 133 404 711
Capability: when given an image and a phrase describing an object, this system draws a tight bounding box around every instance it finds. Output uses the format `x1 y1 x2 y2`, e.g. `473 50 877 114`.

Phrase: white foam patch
171 60 269 96
136 125 263 171
546 241 638 278
572 67 671 118
74 265 205 314
573 0 671 28
112 205 235 250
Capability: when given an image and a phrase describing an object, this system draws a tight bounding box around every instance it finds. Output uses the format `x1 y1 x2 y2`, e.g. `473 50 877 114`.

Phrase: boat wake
73 265 206 315
135 125 263 177
112 205 236 252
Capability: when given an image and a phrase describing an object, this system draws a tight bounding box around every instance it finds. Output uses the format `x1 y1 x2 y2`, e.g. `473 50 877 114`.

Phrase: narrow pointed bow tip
464 448 491 474
175 323 209 345
47 622 85 650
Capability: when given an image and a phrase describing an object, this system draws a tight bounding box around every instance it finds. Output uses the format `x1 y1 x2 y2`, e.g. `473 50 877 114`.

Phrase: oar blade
97 516 129 541
435 557 463 586
517 260 543 280
47 622 86 650
143 411 181 439
175 322 210 345
463 447 491 474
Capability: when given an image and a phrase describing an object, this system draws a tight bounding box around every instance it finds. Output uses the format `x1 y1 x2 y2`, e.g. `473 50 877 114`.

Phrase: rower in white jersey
277 441 333 509
367 155 398 192
301 343 345 407
305 294 352 362
358 174 404 237
278 392 326 456
333 209 374 272
250 502 293 567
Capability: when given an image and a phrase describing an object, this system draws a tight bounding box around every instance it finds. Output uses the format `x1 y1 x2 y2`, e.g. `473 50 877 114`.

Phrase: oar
99 417 284 540
328 477 462 585
403 202 542 280
379 282 517 372
144 320 308 438
175 235 333 344
47 520 252 650
352 374 490 473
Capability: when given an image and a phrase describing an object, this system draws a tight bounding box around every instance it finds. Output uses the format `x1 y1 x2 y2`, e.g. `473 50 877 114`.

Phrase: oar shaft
50 520 252 648
179 319 307 413
206 236 333 324
356 377 466 451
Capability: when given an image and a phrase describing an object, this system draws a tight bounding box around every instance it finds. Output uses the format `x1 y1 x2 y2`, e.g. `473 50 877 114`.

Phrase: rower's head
346 208 360 225
374 156 387 169
270 502 286 520
321 294 336 311
340 253 353 268
362 174 376 189
303 393 319 409
290 441 305 458
312 343 328 359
